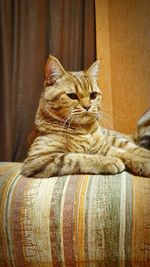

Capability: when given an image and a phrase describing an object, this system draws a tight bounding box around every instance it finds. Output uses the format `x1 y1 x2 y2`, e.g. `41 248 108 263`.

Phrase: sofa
0 162 150 266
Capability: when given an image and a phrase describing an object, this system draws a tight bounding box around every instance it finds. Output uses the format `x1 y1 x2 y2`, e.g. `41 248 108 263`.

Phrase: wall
95 0 150 134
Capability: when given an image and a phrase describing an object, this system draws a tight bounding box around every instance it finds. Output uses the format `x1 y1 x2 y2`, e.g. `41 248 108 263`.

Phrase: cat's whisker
62 115 73 129
100 111 113 124
59 108 78 130
67 116 74 131
59 114 72 128
71 110 84 115
100 110 124 130
100 118 112 129
58 116 69 127
99 113 113 130
100 111 113 121
75 115 82 129
92 109 99 114
101 107 125 121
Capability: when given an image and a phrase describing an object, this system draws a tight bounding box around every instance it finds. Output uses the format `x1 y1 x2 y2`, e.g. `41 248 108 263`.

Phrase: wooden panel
95 0 150 134
95 0 113 129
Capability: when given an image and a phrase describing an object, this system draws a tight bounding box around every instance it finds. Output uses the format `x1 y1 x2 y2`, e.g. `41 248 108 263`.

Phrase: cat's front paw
125 158 150 177
101 157 125 175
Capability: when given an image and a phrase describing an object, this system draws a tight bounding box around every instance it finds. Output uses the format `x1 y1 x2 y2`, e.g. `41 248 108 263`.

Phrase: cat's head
37 55 102 128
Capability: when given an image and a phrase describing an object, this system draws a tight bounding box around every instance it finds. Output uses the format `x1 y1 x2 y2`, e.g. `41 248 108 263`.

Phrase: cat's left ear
45 55 66 86
86 59 100 80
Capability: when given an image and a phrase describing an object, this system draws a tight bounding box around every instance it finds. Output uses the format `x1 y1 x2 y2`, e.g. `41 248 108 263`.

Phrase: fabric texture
0 162 150 266
0 0 96 162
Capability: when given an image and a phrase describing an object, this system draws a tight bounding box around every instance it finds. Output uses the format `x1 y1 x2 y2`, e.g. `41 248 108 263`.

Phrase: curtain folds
0 0 96 161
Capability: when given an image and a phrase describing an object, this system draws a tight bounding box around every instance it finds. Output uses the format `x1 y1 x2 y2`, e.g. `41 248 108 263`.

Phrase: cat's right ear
45 55 66 86
87 59 100 81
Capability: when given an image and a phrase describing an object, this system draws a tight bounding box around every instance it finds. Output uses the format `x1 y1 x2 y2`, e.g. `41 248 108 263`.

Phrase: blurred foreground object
135 109 150 150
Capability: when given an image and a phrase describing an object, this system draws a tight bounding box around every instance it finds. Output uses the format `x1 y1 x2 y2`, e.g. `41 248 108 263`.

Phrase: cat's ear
86 59 100 80
45 55 66 86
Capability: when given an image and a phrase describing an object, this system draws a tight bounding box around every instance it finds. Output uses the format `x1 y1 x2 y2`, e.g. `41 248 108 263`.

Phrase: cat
134 109 150 150
21 55 150 178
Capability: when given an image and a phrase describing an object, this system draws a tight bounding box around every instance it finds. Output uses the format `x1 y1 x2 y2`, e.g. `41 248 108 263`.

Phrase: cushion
0 162 150 266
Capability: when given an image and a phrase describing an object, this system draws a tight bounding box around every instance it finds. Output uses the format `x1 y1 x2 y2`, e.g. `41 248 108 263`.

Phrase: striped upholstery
0 162 150 266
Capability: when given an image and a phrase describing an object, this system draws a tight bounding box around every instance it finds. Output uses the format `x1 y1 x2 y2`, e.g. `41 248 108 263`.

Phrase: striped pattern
0 162 150 266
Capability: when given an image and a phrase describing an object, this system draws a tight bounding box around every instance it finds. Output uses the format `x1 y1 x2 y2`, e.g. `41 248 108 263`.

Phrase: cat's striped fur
22 56 150 178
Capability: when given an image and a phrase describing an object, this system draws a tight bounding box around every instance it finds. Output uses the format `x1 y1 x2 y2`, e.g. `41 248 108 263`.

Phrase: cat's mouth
72 110 99 123
82 111 94 116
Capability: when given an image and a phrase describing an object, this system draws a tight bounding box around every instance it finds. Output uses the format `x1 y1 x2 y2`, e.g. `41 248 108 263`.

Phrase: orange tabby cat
21 56 150 178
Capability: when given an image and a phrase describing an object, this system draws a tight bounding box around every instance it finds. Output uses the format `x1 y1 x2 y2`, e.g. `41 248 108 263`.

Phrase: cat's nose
83 105 91 111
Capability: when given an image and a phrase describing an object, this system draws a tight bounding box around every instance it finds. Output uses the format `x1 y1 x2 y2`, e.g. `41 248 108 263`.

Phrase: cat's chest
68 129 104 154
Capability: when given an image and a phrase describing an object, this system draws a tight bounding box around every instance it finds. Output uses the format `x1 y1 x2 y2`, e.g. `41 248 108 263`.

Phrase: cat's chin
72 113 98 125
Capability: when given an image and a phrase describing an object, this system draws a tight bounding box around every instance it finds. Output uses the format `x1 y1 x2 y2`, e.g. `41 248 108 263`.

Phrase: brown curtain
0 0 96 162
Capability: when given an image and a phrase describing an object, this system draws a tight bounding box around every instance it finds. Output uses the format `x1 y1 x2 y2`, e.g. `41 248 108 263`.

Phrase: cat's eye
90 92 97 100
67 93 78 100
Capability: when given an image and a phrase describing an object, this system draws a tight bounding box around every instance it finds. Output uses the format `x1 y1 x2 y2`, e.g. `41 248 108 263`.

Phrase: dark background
0 0 96 161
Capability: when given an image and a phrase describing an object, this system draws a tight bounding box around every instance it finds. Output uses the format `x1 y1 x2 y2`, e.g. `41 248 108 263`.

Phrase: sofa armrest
0 162 149 266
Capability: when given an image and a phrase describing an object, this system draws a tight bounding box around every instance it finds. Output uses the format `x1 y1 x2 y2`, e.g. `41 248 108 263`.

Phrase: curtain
0 0 96 162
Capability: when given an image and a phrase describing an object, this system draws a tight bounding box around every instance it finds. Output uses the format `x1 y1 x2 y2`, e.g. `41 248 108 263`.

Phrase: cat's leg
106 134 150 159
21 153 125 178
126 145 150 159
105 133 150 176
107 146 150 177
